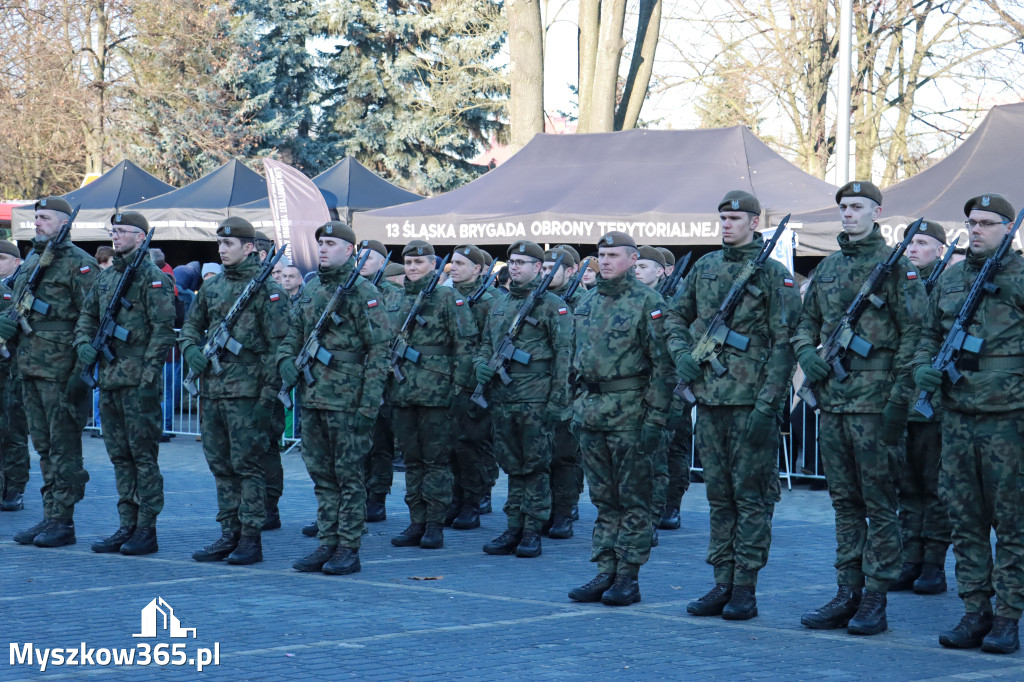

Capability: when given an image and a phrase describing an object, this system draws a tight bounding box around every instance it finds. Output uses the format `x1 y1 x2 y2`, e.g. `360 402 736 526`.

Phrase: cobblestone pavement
1 435 1019 680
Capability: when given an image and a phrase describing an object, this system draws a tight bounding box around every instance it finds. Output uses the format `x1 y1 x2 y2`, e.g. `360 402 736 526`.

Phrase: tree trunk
576 0 600 133
588 0 626 132
83 0 108 178
614 0 660 131
508 0 545 151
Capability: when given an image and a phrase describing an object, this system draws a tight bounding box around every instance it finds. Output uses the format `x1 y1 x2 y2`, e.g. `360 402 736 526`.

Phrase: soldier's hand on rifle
880 400 910 445
278 357 299 387
0 316 17 341
475 362 496 385
913 365 942 393
76 343 98 366
744 402 776 443
674 353 701 384
183 346 209 375
796 346 829 383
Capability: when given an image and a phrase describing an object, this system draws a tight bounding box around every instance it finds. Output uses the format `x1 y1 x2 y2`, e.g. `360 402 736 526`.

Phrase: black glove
881 401 910 445
797 346 829 383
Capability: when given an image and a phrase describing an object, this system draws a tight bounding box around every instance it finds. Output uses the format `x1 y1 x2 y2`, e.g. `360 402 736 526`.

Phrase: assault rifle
278 249 370 408
913 210 1024 419
371 250 391 288
470 252 564 409
183 246 287 397
562 256 592 301
658 251 692 299
797 218 924 410
0 205 80 359
673 216 790 405
468 260 497 307
2 263 21 288
923 236 960 295
80 228 156 387
388 253 450 383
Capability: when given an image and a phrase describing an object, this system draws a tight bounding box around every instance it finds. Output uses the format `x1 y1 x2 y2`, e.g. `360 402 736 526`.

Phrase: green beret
637 245 666 267
0 240 20 258
453 243 486 266
836 180 883 206
110 211 149 232
403 240 434 257
315 221 356 244
254 231 273 249
507 240 544 261
35 196 72 216
544 247 572 268
359 239 387 257
917 220 947 246
718 190 760 215
384 262 406 277
655 247 675 266
216 216 255 239
964 193 1015 223
480 250 494 266
597 231 637 249
555 244 580 265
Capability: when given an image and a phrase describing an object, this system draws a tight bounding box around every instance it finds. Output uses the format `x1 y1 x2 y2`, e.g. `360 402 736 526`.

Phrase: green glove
744 403 777 443
279 357 299 387
0 316 17 342
675 353 701 384
251 398 275 424
881 401 910 445
638 420 665 455
65 374 88 402
183 346 209 375
797 346 830 383
914 365 942 393
475 362 496 386
76 343 98 367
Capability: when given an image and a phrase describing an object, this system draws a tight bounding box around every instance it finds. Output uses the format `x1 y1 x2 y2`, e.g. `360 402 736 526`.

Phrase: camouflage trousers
577 426 653 576
364 407 394 498
941 410 1024 619
392 405 453 525
493 402 552 532
650 431 669 527
200 397 267 536
819 411 902 593
450 391 494 507
262 400 286 503
99 386 165 528
22 377 89 520
0 371 30 495
666 407 693 510
898 420 950 565
696 405 777 586
550 420 582 517
301 408 372 549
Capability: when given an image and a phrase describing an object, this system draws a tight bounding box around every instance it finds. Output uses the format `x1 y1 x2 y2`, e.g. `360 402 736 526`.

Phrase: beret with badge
597 231 637 249
35 196 73 216
111 211 149 232
359 239 387 257
963 193 1015 223
637 245 666 268
315 220 356 244
555 244 581 265
917 220 947 246
216 216 256 239
544 247 573 269
403 240 435 257
454 243 486 266
507 240 545 261
835 180 883 207
718 190 761 215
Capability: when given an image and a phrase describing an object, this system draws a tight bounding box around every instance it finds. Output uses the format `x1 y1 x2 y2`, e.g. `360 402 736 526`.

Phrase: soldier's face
271 262 285 284
634 259 664 287
664 264 674 277
541 261 568 288
720 211 758 246
360 250 385 277
280 266 302 294
0 253 19 278
404 255 433 282
906 234 943 269
507 256 541 285
839 198 882 241
218 237 253 266
598 246 637 280
967 209 1010 254
450 252 482 284
111 226 145 255
34 210 67 239
318 237 353 268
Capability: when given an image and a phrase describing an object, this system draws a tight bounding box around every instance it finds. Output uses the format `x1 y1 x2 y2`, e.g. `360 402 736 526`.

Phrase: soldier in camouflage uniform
277 222 390 575
74 212 176 555
892 220 952 595
476 240 571 558
914 194 1024 654
0 197 96 548
665 191 800 621
388 240 477 550
0 240 29 512
179 217 289 565
567 231 673 607
794 181 924 635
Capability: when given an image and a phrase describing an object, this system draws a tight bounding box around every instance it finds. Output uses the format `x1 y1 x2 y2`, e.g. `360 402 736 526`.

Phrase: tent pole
836 0 853 185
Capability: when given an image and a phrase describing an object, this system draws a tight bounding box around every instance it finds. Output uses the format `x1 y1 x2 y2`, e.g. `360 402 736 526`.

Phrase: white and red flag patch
783 278 794 287
557 307 568 315
367 299 378 308
651 309 663 319
907 271 918 280
79 266 91 274
455 299 465 306
269 293 280 301
151 281 163 288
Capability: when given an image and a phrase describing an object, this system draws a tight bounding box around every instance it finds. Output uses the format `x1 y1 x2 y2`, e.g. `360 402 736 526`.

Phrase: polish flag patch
151 280 163 288
907 271 918 280
79 266 91 274
2 293 10 300
558 307 568 315
651 309 663 319
269 293 280 301
455 299 465 306
367 299 378 308
783 278 794 287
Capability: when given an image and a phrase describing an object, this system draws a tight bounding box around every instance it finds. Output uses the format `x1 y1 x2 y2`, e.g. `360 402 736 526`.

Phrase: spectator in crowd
95 246 114 270
202 263 222 280
173 261 202 293
279 265 303 302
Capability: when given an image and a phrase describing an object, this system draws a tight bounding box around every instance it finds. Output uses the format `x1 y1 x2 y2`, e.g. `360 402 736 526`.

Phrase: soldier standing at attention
794 181 924 635
657 248 676 278
892 221 952 595
179 217 289 565
633 246 666 289
1 197 97 547
388 240 477 550
915 194 1024 654
666 191 800 620
278 222 390 575
75 212 176 555
476 240 570 558
567 231 673 606
0 240 29 512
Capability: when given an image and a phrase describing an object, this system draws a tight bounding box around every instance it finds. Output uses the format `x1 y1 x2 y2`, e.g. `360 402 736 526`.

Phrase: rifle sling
506 359 552 374
958 356 1024 372
108 346 146 358
579 376 648 394
846 352 894 371
410 344 451 356
30 320 75 332
219 348 260 364
321 349 367 365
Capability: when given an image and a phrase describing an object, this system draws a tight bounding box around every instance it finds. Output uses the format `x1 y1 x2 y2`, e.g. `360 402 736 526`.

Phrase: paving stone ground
1 435 1019 680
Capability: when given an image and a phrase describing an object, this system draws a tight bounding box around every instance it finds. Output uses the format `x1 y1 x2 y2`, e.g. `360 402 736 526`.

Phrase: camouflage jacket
475 277 571 407
178 253 289 402
74 248 176 389
665 235 801 410
571 270 673 430
0 280 14 381
793 225 925 413
377 279 404 309
8 238 97 382
551 281 584 312
456 277 496 335
276 259 391 418
386 273 478 407
909 258 941 423
914 248 1024 414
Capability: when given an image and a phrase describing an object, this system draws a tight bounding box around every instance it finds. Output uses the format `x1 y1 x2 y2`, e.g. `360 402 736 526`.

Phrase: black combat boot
120 527 158 555
800 586 862 629
913 563 947 594
572 504 579 521
451 503 480 530
34 519 76 547
939 612 994 649
443 500 461 527
847 590 887 635
419 523 444 549
659 506 681 530
322 547 361 575
365 494 387 523
548 515 573 539
302 519 319 537
262 499 281 531
391 523 426 547
483 528 523 555
91 526 136 553
569 573 615 603
601 575 641 606
1 490 24 511
890 561 922 591
227 534 263 565
293 545 336 572
192 531 241 562
687 583 733 617
13 519 51 545
722 585 758 620
981 616 1020 654
478 493 492 515
516 530 542 558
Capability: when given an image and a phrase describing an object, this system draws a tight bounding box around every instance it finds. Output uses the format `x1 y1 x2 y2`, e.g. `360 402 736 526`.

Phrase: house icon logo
133 597 197 639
